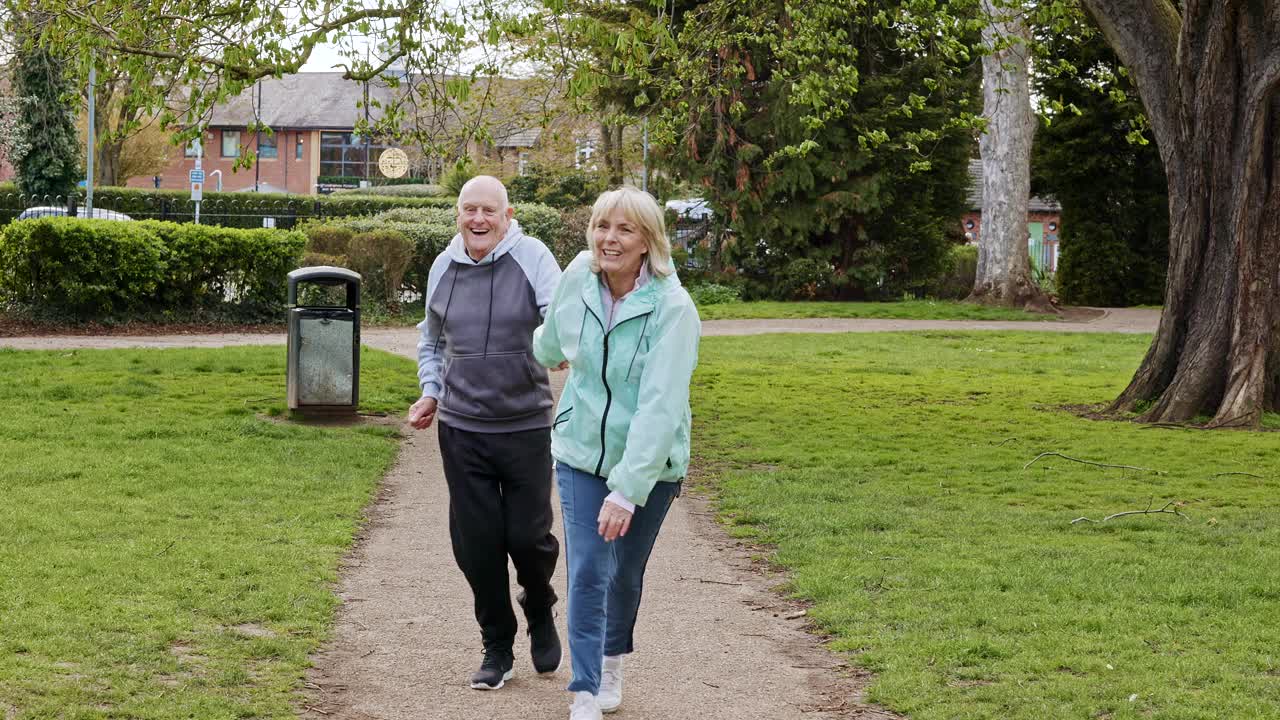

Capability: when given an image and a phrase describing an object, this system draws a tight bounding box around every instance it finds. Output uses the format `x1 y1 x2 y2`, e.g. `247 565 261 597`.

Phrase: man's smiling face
456 176 514 261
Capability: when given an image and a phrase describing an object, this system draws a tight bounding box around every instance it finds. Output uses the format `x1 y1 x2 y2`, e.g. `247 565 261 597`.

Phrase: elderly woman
533 186 701 720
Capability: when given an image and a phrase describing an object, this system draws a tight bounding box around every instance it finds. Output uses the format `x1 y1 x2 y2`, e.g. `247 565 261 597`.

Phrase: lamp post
85 62 95 214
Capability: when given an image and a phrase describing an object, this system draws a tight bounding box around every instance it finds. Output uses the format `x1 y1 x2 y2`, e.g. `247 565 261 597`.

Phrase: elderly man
408 175 563 690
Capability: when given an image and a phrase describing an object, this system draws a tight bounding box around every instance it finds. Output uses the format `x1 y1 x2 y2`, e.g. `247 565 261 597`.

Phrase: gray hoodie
416 219 563 433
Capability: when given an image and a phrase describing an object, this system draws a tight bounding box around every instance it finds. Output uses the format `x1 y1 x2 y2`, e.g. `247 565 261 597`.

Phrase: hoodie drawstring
483 261 495 357
432 264 461 358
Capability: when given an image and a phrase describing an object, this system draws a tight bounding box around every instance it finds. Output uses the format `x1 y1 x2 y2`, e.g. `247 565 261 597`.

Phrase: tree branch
1078 0 1182 160
1023 451 1162 473
62 1 425 82
1070 499 1190 524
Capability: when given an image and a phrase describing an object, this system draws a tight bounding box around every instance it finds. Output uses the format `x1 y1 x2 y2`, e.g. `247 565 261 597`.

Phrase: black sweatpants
438 421 560 652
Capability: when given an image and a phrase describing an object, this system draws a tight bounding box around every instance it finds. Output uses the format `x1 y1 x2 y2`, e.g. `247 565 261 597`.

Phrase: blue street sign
189 169 205 184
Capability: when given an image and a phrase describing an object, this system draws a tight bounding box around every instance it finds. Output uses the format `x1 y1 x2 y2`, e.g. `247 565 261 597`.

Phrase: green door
1027 222 1045 271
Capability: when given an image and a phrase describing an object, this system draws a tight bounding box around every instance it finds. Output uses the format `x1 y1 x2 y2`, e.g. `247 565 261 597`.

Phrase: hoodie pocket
443 351 550 420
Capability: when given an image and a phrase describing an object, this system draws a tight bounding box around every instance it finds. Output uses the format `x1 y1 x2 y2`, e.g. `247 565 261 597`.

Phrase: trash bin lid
288 266 362 308
288 266 361 285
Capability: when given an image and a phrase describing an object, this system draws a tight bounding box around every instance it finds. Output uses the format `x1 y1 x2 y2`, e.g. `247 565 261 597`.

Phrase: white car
16 206 133 221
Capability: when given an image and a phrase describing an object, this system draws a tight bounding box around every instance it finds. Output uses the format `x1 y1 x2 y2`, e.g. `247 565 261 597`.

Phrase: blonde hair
586 186 673 277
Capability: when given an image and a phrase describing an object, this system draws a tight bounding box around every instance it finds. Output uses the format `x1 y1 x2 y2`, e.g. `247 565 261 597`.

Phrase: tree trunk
1082 0 1280 428
97 138 124 186
598 119 625 185
967 0 1053 312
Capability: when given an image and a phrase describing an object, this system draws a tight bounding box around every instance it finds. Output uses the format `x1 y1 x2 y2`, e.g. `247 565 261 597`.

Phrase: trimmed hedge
331 184 449 198
0 217 304 320
317 175 433 187
306 202 566 297
0 183 456 230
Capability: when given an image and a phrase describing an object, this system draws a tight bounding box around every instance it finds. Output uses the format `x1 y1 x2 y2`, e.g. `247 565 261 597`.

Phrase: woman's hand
597 499 633 542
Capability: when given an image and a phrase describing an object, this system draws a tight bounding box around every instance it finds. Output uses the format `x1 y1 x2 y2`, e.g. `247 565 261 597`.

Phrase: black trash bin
286 266 361 415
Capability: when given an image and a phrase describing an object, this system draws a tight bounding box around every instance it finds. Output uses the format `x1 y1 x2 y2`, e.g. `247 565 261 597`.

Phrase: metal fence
0 193 403 230
1029 234 1059 273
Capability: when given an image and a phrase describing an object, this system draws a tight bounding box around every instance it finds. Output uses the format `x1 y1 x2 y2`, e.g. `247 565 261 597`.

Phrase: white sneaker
598 655 623 713
570 691 602 720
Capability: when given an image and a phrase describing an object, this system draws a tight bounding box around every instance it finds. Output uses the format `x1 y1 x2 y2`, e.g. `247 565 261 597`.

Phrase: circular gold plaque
378 148 410 178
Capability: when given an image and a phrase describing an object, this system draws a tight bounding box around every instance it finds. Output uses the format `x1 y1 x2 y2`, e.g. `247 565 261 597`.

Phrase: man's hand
407 396 438 430
597 499 633 542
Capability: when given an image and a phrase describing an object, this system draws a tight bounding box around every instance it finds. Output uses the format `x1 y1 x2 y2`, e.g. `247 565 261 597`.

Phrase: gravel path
0 309 1158 719
0 307 1160 352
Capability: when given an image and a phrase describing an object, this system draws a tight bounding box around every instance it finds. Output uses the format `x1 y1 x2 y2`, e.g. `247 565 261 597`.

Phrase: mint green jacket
533 252 701 506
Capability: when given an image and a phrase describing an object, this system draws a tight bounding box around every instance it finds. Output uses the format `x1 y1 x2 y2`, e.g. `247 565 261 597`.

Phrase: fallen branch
1024 451 1161 474
1211 471 1264 479
993 437 1017 447
1071 499 1189 525
677 576 742 586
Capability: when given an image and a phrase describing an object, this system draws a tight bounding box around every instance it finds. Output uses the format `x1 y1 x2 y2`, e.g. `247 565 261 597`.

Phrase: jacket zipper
596 331 611 475
584 304 652 476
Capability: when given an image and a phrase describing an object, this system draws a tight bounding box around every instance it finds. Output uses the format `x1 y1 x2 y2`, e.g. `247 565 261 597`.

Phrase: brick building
960 159 1063 272
131 73 553 195
129 74 413 194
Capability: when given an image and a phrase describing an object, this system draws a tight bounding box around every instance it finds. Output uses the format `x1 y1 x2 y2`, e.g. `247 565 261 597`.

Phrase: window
295 134 304 160
221 130 240 158
575 139 596 170
518 151 531 176
258 132 278 159
318 131 390 178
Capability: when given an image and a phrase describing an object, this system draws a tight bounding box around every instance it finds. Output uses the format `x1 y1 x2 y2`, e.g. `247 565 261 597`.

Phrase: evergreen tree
654 0 978 300
1032 24 1168 307
14 37 82 199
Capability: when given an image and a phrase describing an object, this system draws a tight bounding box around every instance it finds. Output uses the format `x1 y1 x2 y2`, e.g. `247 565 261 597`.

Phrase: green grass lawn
694 332 1280 720
383 299 1048 326
695 300 1054 321
0 346 418 718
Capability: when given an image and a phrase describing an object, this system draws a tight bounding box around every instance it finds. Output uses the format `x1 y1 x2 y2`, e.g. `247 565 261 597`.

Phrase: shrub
305 225 355 256
300 251 345 269
144 221 305 318
552 206 592 269
318 175 432 188
374 206 456 226
514 203 565 255
925 244 978 300
0 217 304 320
0 218 165 315
441 159 477 197
331 183 449 198
0 183 455 230
507 165 605 208
310 202 564 296
776 257 830 300
687 283 741 306
346 230 415 311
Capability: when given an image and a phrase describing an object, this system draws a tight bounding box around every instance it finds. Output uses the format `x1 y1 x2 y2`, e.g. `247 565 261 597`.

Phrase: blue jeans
556 462 679 694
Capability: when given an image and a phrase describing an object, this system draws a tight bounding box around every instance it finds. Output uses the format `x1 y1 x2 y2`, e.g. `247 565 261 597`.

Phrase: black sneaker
469 648 514 690
519 591 562 675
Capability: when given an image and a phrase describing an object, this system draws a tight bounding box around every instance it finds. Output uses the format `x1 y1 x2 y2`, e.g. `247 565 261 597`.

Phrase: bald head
457 175 510 213
456 175 515 261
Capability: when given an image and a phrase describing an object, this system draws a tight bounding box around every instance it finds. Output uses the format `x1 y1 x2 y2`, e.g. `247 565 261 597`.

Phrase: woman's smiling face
592 208 649 280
